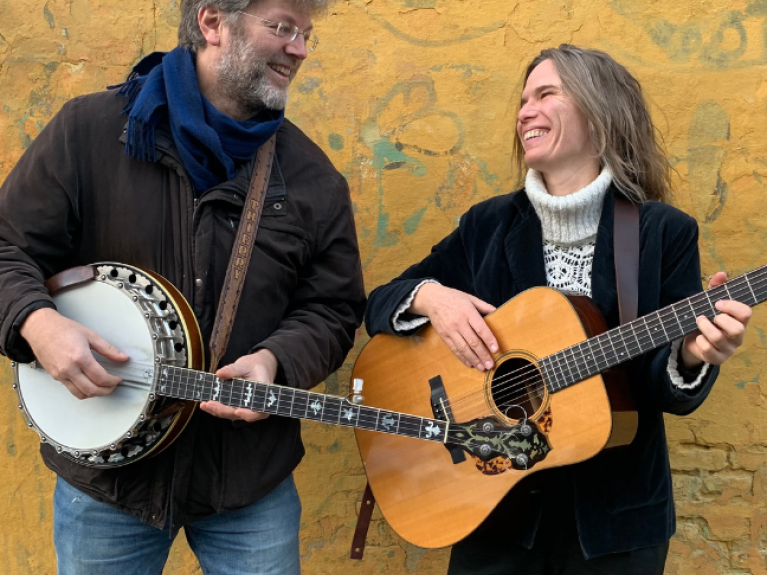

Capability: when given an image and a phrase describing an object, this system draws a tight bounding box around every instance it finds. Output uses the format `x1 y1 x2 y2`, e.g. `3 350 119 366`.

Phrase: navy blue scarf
114 48 284 193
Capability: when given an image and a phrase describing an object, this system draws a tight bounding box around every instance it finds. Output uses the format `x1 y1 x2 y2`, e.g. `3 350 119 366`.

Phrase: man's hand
410 283 498 372
681 271 752 369
199 349 278 422
20 307 129 400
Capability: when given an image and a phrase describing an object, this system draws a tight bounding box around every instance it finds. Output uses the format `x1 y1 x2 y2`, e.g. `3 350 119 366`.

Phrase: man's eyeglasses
237 12 319 53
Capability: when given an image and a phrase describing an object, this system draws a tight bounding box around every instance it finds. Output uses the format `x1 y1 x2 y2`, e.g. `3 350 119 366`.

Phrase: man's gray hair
178 0 332 52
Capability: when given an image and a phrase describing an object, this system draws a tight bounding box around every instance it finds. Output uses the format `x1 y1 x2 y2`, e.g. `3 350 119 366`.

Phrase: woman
364 45 751 574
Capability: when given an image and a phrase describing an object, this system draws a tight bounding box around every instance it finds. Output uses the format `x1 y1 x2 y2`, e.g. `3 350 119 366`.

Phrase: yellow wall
1 0 767 573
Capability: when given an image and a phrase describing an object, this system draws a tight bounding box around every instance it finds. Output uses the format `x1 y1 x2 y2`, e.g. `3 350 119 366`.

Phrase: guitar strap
349 193 641 560
208 135 277 372
613 195 640 324
350 482 376 560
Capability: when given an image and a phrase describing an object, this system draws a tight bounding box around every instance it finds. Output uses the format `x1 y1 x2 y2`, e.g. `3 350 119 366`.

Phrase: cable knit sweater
392 169 708 389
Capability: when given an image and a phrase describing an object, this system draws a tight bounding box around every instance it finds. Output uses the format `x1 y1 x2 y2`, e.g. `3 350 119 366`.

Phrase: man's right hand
409 283 499 372
20 307 129 400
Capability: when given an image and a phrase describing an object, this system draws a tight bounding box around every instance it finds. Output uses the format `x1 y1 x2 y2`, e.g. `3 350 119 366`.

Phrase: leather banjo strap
613 195 640 324
208 135 277 372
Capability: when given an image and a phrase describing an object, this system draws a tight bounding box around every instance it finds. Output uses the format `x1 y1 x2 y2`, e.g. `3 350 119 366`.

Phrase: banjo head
13 263 201 467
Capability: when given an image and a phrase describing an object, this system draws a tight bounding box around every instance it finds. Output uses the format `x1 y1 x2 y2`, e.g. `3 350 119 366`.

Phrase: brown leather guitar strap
349 195 641 560
208 135 276 372
350 482 376 559
613 195 640 324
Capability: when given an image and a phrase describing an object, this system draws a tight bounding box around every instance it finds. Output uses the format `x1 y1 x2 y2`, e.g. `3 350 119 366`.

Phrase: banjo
13 262 544 469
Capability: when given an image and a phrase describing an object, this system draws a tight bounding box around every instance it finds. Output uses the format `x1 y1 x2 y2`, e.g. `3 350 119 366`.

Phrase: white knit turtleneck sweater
390 169 708 389
524 168 612 297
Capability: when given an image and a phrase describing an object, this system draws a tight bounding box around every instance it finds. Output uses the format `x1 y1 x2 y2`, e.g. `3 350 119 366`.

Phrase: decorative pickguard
473 408 554 474
473 456 511 476
539 407 553 433
449 417 551 471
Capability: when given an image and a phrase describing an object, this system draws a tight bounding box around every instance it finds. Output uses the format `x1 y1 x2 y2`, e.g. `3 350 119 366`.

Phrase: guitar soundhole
490 357 545 422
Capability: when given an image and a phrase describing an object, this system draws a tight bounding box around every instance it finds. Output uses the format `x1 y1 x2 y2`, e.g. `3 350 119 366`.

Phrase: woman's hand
681 272 752 369
410 283 499 372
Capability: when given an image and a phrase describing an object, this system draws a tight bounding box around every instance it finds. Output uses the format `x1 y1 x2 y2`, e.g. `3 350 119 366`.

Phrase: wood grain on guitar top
353 287 628 549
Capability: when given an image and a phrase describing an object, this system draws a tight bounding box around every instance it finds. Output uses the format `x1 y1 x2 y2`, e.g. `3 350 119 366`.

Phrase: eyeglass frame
236 11 319 53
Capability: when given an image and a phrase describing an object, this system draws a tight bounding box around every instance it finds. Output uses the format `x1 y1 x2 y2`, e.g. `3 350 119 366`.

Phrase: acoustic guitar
351 267 766 548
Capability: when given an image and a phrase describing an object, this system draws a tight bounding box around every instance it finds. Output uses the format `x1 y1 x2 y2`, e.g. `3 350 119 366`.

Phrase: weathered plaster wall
1 0 766 573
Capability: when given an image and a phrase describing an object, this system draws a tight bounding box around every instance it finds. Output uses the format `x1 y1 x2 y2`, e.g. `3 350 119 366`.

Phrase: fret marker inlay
244 384 253 406
425 422 441 438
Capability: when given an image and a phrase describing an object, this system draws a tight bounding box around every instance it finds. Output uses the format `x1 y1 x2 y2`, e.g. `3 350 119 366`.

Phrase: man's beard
215 28 295 113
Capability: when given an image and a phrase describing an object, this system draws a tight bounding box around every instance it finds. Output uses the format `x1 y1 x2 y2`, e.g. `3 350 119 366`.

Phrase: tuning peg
351 378 365 405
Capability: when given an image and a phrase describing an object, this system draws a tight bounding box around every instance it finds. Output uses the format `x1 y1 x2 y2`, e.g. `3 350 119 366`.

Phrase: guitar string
156 272 752 446
428 273 767 416
157 274 767 438
50 271 765 445
102 270 767 417
484 274 767 408
451 275 767 414
158 365 484 441
82 273 767 447
159 367 459 441
150 273 767 450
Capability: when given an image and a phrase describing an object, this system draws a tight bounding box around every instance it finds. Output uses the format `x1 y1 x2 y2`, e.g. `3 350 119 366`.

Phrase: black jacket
365 188 718 558
0 90 366 531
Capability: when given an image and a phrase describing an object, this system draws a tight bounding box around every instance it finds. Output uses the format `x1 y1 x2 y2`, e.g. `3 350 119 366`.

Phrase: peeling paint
1 0 767 574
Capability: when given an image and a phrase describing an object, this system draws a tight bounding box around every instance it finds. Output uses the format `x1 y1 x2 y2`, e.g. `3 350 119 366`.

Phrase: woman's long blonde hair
512 45 672 203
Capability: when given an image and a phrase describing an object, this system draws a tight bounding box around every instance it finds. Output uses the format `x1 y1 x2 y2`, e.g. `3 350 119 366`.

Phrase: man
0 1 365 573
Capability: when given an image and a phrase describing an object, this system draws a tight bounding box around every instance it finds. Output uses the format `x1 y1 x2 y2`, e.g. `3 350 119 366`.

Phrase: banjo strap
208 135 277 372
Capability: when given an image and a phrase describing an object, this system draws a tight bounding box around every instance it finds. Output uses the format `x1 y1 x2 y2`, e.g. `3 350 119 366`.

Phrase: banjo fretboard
156 366 449 443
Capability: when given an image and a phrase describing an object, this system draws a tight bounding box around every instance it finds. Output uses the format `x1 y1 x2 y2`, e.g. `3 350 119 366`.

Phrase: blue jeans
53 475 301 575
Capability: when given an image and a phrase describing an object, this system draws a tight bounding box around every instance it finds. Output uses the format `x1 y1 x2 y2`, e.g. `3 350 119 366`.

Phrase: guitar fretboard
541 266 767 392
155 367 450 443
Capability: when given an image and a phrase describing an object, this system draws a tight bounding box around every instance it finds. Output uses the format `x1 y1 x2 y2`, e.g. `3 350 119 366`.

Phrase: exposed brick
670 446 729 472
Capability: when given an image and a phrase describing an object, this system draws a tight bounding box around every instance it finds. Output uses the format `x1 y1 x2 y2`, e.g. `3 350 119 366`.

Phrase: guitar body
352 287 638 548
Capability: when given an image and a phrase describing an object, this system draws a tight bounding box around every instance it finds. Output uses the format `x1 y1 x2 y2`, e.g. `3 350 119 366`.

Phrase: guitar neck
155 367 449 444
542 265 767 392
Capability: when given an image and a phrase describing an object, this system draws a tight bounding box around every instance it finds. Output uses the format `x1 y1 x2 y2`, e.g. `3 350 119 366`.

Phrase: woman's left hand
681 271 752 369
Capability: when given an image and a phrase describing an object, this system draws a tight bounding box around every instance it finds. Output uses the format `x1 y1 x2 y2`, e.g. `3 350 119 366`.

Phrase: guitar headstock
449 417 551 470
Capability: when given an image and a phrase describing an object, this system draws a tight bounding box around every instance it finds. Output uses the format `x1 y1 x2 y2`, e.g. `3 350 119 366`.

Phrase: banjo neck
156 366 449 444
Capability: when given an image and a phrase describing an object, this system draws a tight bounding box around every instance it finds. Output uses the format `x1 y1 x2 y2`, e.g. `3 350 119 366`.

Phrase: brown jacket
0 90 366 531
